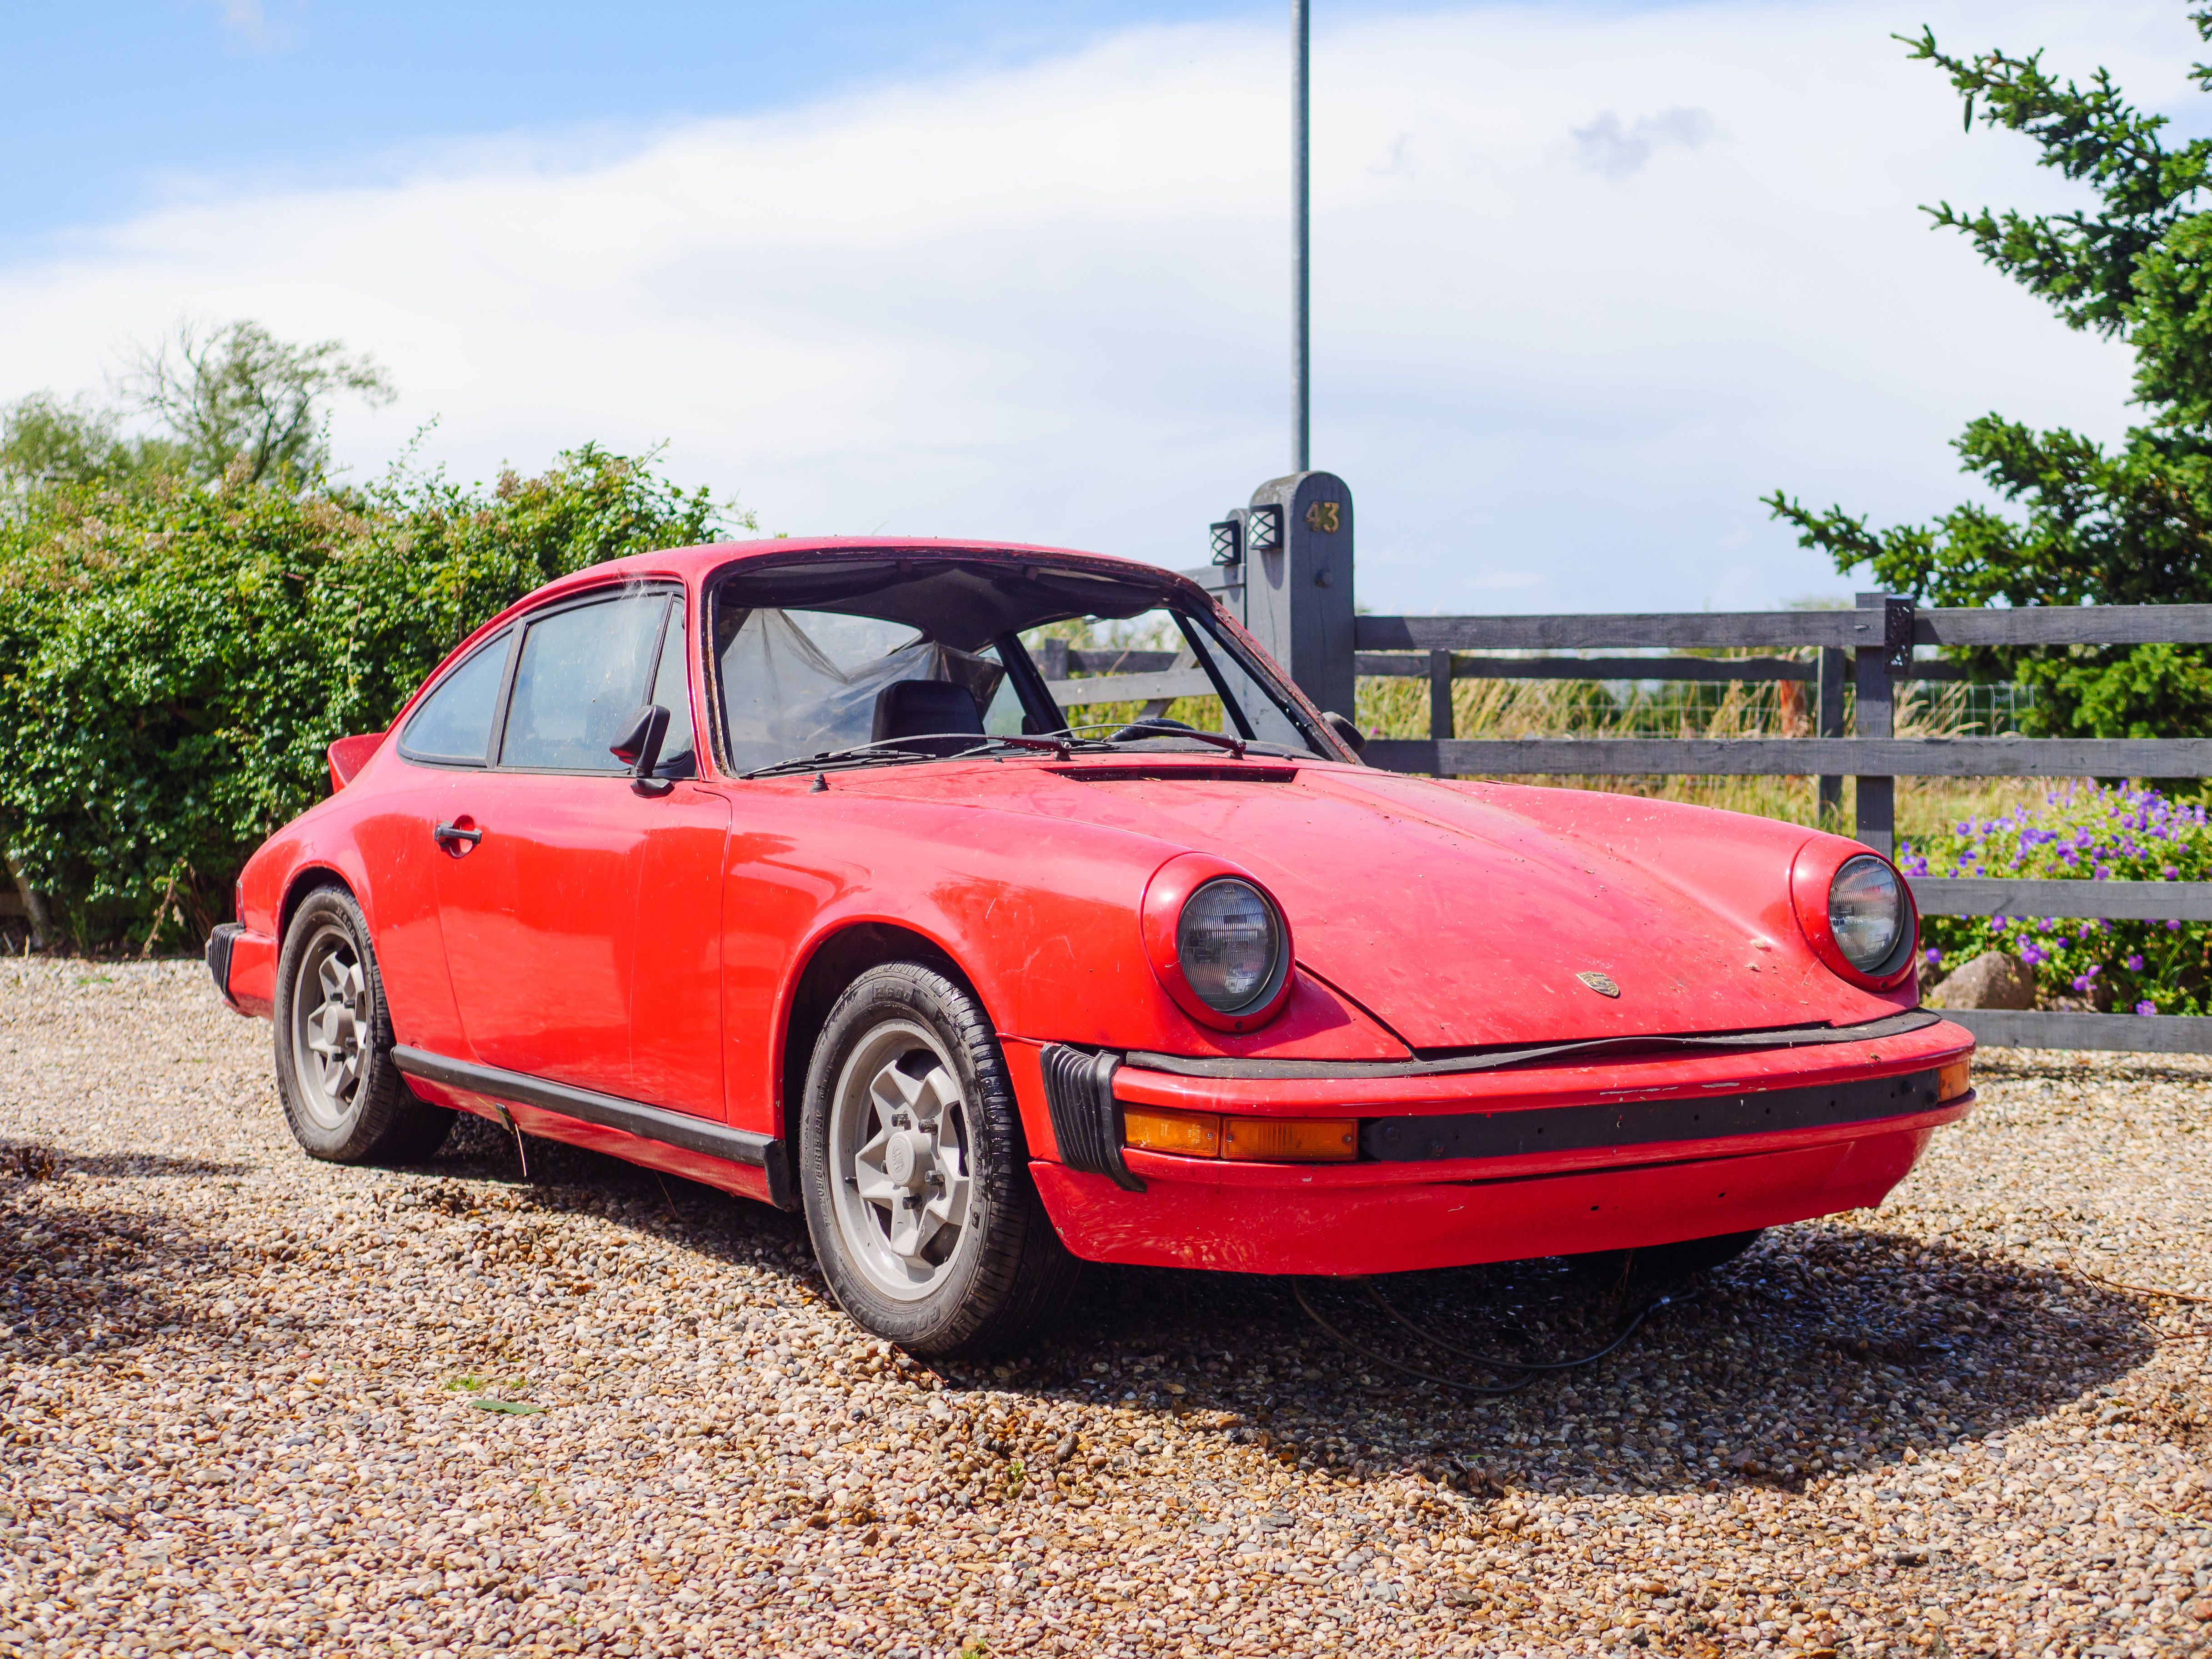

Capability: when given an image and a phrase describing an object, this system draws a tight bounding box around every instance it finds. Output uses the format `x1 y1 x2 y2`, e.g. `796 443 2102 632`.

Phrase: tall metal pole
1291 0 1311 474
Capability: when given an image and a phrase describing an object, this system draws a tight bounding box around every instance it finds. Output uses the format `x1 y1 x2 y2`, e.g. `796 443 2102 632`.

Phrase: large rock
1924 950 2037 1010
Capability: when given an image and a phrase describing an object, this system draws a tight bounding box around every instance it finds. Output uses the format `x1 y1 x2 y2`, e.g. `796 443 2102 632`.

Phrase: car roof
519 536 1208 610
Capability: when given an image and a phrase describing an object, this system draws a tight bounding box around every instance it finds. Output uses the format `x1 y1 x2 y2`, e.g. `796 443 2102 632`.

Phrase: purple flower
2021 944 2045 965
2127 954 2145 971
2137 1000 2158 1015
2072 973 2094 992
1991 916 2009 932
2166 865 2181 879
2172 919 2186 932
2095 864 2112 880
1924 948 1942 968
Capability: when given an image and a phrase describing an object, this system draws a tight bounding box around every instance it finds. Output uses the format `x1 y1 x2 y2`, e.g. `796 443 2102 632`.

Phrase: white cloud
1570 108 1717 180
0 0 2199 613
212 0 284 50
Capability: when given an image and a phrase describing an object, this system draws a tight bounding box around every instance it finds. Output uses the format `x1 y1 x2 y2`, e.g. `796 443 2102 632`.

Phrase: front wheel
799 963 1079 1357
273 886 454 1164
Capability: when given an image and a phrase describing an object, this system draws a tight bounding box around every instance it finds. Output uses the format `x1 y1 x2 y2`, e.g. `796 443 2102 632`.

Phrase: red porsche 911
210 539 1974 1356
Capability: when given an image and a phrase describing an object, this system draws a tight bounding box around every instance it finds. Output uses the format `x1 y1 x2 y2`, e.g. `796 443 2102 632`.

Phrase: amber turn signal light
1221 1116 1358 1161
1121 1106 1222 1157
1937 1057 1972 1103
1121 1107 1358 1163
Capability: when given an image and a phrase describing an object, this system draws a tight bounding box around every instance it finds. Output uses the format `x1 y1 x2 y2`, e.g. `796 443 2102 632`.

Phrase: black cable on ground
1362 1278 1671 1373
1291 1275 1680 1396
1291 1279 1537 1395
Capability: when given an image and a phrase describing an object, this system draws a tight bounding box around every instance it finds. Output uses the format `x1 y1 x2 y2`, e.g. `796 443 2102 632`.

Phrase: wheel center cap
884 1130 933 1190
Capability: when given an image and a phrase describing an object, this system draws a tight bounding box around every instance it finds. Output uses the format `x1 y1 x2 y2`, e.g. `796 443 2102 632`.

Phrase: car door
430 587 727 1115
364 625 518 1057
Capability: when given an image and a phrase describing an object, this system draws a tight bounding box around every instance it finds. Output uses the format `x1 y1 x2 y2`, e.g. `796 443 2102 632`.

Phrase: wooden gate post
1852 593 1914 858
1243 472 1356 720
1816 646 1846 828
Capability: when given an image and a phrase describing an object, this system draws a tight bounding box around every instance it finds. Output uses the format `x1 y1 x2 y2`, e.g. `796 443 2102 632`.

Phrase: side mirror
1321 710 1368 758
610 704 673 792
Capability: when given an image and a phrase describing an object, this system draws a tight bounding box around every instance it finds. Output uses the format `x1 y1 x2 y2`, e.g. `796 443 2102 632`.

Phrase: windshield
1021 604 1315 754
710 555 1330 775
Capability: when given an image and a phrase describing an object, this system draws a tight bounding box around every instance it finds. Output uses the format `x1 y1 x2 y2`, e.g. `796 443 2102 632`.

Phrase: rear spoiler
327 731 388 792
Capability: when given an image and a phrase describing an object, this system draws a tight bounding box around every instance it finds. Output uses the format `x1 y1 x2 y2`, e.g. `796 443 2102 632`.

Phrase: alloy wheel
290 922 369 1132
827 1018 975 1301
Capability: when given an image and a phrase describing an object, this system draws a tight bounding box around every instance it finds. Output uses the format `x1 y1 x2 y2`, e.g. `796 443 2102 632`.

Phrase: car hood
847 758 1907 1049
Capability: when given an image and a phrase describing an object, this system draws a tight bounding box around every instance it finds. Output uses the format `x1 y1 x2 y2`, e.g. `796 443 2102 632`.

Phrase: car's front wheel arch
796 959 1078 1356
779 920 998 1144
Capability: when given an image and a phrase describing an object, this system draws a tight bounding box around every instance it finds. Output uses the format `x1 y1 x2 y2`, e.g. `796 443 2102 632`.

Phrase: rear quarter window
399 631 512 765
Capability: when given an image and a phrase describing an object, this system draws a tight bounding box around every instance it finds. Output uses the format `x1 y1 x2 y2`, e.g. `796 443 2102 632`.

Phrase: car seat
871 680 986 755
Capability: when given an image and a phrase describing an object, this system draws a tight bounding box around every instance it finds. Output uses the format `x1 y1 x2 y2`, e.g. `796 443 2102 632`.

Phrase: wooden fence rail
1164 533 2212 1054
1347 595 2212 1054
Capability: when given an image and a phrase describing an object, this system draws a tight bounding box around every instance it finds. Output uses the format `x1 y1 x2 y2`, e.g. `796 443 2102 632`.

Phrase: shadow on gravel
1 1144 254 1180
402 1115 2159 1506
1014 1225 2158 1502
0 1168 209 1364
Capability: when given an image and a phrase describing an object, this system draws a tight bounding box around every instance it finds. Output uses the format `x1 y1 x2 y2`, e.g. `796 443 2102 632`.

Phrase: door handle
433 820 485 849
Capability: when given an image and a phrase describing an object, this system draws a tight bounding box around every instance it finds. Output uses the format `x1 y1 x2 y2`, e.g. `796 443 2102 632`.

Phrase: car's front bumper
1009 1014 1974 1275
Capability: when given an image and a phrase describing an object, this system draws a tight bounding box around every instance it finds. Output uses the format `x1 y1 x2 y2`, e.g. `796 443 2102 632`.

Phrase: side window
399 630 512 765
647 603 696 779
500 593 668 772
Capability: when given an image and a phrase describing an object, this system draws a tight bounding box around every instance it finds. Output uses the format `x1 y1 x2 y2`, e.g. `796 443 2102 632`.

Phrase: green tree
0 392 183 500
1 318 394 505
118 317 396 485
1767 8 2212 739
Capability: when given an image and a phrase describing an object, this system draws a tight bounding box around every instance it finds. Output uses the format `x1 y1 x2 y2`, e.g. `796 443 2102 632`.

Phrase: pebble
2 959 2210 1657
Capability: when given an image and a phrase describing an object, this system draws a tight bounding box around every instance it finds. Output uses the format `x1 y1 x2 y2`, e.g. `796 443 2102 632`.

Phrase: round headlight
1176 879 1285 1013
1828 854 1905 973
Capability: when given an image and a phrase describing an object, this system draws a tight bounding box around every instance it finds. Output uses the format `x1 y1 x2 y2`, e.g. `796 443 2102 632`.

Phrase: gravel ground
3 959 2211 1659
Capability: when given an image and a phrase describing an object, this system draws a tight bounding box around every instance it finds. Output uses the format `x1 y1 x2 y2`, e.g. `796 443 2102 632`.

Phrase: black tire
799 962 1080 1358
1567 1229 1764 1294
273 885 454 1164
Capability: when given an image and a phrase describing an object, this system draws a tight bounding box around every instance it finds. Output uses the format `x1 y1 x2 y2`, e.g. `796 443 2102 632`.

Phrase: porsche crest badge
1576 971 1621 998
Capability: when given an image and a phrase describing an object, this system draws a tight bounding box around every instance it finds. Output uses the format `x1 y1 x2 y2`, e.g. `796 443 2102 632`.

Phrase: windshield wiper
1056 720 1303 760
741 745 939 780
741 732 1121 780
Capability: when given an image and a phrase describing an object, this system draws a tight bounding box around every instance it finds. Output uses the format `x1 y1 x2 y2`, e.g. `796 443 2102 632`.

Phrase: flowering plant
1898 785 2212 1014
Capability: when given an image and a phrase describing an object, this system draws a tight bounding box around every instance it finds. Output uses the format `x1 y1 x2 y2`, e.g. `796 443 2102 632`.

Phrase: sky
3 0 2207 613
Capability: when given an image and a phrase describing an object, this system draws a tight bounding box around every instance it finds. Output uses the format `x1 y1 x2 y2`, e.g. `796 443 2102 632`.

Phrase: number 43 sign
1303 500 1341 533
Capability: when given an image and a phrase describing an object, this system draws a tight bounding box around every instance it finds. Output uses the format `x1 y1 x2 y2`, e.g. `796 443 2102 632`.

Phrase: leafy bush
0 447 737 949
1900 785 2212 1014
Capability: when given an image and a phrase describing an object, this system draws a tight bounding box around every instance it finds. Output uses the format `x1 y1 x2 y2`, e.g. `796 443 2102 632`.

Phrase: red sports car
210 539 1974 1356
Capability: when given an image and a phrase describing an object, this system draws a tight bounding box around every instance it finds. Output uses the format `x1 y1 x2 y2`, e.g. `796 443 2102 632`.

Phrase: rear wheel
274 886 454 1164
799 962 1079 1357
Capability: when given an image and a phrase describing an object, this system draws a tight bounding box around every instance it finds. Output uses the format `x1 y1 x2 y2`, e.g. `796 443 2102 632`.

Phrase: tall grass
1352 662 2047 840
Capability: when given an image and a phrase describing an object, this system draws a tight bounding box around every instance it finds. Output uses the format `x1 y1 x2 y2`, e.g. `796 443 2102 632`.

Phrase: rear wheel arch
279 864 358 944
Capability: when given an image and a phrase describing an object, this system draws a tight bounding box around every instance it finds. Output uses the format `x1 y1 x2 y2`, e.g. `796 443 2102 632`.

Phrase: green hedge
0 448 732 949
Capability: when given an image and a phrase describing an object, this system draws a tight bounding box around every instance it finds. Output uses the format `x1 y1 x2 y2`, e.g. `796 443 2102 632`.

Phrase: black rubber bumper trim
1123 1007 1947 1082
1040 1043 1141 1192
205 923 243 1004
1362 1068 1947 1163
391 1046 793 1209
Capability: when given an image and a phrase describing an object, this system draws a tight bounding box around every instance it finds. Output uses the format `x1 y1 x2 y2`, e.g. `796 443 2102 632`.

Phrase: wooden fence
1343 597 2212 1055
1119 471 2212 1055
